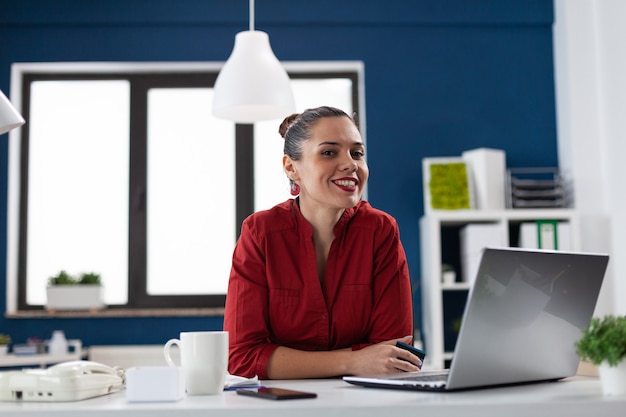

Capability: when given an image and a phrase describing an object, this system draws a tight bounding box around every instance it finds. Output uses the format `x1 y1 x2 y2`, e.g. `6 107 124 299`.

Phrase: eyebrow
317 141 365 147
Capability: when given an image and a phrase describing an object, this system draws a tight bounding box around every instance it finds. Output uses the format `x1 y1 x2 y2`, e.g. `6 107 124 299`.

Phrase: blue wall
0 0 557 347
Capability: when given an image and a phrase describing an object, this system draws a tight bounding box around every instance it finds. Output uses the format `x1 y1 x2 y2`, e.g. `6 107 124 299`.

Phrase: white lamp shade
0 89 25 135
213 30 295 123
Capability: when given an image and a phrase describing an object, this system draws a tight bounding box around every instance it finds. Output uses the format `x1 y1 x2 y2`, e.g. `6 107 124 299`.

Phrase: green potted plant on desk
46 270 105 312
0 334 11 355
576 315 626 396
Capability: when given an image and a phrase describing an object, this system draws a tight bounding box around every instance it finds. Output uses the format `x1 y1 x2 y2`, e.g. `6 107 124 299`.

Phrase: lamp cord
249 0 255 31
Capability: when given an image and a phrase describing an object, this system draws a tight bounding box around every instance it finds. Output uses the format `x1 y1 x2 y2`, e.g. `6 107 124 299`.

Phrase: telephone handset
0 360 125 402
47 360 122 378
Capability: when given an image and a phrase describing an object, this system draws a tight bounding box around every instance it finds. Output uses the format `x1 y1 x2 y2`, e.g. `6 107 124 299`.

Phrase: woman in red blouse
223 106 418 379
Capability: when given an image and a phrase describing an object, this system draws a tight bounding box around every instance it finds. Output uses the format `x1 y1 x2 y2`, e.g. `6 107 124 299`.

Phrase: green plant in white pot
576 315 626 396
46 270 105 312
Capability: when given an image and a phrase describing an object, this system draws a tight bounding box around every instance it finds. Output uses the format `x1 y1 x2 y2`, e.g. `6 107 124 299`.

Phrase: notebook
343 247 609 392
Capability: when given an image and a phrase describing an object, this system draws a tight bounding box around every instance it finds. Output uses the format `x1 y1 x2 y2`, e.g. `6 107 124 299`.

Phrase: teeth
334 180 356 187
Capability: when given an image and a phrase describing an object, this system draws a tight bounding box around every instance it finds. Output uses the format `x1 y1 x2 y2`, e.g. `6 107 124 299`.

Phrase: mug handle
163 338 180 367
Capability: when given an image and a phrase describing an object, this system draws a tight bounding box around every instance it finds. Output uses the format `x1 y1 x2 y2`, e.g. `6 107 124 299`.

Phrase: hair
278 106 358 161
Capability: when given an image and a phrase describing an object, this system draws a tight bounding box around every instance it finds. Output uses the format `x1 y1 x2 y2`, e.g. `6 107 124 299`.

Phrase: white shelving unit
0 351 87 368
419 209 580 369
0 340 86 368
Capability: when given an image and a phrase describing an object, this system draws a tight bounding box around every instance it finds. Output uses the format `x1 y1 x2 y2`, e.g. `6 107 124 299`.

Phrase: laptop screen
343 247 609 392
446 247 608 390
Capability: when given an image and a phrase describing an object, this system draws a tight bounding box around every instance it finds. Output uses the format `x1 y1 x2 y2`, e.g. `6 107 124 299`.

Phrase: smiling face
284 116 369 214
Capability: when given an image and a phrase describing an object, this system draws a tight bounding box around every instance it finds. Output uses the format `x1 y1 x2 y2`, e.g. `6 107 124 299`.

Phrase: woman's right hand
347 336 422 376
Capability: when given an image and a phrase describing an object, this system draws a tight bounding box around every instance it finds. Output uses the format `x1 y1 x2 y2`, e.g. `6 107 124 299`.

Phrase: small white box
462 148 506 210
460 223 506 284
125 366 185 403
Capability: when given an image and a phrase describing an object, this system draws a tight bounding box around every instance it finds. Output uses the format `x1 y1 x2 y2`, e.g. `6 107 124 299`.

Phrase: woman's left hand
347 336 422 375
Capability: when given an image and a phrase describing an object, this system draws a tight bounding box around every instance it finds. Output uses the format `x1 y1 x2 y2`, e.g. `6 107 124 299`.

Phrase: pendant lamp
212 0 295 123
0 89 25 135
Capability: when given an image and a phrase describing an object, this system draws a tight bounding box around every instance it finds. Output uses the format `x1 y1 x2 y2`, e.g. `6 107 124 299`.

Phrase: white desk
0 376 623 417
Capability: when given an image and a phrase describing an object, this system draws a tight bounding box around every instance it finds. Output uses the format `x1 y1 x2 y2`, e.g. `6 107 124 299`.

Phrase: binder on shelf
460 223 506 284
519 220 571 251
462 148 506 210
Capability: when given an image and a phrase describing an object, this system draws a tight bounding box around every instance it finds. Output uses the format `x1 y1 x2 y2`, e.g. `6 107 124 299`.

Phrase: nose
341 153 358 172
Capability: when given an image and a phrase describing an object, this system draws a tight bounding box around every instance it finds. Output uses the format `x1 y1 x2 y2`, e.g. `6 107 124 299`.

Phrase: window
6 62 363 312
25 79 131 306
146 87 236 297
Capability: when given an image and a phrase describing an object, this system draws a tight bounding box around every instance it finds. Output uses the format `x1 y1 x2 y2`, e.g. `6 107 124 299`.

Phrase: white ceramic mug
163 331 229 395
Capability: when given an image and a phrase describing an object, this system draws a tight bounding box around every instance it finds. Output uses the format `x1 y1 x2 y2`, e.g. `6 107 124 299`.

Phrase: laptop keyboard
393 372 448 382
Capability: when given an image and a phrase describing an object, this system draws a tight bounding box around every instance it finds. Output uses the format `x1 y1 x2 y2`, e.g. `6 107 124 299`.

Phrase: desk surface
0 376 624 417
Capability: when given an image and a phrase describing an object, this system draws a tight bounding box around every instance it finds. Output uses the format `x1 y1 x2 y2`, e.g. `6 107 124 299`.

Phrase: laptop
344 247 609 392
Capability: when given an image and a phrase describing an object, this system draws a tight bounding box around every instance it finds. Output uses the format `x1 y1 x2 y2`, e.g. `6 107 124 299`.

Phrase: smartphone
237 387 317 401
396 341 426 367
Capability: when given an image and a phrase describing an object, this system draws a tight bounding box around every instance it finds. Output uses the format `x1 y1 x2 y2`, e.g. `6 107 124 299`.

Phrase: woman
224 106 418 379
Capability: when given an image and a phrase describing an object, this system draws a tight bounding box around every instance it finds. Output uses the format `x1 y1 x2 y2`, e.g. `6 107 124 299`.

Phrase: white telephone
0 360 125 402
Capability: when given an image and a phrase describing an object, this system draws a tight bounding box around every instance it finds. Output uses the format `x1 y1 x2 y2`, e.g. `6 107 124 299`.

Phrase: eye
321 150 336 157
351 150 365 159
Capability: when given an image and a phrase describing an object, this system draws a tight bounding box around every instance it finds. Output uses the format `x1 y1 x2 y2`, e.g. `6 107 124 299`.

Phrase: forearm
266 346 353 379
265 337 419 379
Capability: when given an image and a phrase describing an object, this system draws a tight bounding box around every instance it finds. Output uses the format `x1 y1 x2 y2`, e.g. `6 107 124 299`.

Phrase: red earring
290 182 300 196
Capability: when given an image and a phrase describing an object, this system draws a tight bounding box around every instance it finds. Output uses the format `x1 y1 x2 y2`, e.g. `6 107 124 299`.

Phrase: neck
297 196 344 285
297 197 344 236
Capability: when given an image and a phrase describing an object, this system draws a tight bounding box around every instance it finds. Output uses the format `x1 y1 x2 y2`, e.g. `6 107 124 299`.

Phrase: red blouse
223 199 413 378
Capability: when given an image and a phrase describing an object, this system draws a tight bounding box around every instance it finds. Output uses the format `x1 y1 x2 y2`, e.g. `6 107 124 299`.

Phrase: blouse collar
289 197 361 238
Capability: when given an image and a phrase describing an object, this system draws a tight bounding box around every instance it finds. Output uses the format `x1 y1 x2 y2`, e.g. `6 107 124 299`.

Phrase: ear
283 155 300 181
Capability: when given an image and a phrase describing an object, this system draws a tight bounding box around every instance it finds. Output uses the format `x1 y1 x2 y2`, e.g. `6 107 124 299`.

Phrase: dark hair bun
278 113 300 138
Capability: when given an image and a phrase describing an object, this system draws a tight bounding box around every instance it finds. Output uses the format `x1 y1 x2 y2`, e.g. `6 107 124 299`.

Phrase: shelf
427 208 577 220
420 209 580 369
0 350 87 368
5 307 224 319
442 283 471 291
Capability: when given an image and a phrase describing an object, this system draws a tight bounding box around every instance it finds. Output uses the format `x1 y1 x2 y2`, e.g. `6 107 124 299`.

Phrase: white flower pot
598 361 626 396
46 285 105 311
0 345 8 355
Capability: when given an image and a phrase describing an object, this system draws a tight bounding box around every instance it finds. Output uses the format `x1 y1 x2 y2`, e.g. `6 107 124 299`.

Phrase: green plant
48 270 76 285
428 162 471 210
78 272 101 285
0 334 11 345
576 315 626 367
48 270 102 286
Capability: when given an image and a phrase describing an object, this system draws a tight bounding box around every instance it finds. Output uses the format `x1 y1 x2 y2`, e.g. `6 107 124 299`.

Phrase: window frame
6 61 364 313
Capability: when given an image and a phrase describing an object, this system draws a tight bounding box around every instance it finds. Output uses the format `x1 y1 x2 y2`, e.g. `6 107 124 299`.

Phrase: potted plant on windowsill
46 271 105 312
576 315 626 396
0 334 11 355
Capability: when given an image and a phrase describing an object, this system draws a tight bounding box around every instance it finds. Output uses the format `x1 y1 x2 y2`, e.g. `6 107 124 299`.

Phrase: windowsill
5 307 224 319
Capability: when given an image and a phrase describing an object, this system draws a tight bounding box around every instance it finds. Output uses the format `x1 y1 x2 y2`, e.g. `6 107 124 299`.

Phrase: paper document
224 374 260 389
